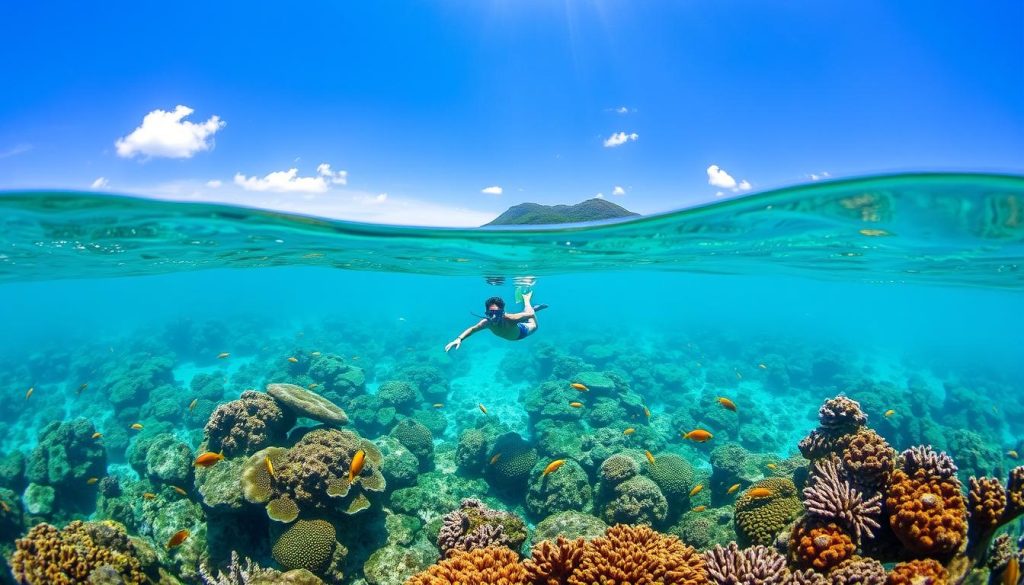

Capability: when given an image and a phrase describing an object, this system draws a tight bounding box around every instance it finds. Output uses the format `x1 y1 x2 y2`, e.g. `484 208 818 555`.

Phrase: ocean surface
0 173 1022 584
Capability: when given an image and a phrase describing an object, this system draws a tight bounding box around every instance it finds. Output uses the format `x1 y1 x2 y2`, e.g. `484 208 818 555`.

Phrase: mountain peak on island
484 198 639 226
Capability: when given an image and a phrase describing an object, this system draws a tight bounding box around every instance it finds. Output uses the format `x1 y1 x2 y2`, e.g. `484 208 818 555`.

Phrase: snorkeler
445 291 548 352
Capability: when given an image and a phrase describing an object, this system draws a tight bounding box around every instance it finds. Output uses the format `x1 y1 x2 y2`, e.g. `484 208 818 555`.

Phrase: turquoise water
0 173 1022 583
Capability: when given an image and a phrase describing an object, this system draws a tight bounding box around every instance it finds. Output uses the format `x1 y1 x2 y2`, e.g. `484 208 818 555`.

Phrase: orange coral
567 524 708 585
840 429 896 489
886 558 948 585
967 476 1006 539
9 521 146 585
523 536 585 585
405 546 526 585
886 469 967 557
1006 466 1024 518
789 520 855 571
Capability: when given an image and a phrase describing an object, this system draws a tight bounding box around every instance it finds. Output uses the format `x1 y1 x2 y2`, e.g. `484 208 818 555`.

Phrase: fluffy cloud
90 177 109 189
706 165 752 193
234 163 348 193
612 185 626 196
595 192 604 199
807 171 831 181
603 132 639 148
206 180 222 188
115 105 225 159
316 163 348 185
481 185 503 195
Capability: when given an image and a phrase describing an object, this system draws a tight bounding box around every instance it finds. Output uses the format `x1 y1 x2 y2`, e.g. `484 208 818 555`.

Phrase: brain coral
886 468 967 557
840 429 896 490
406 546 526 585
646 453 696 503
567 524 708 585
486 432 538 490
734 478 802 547
455 428 488 472
204 390 295 457
390 418 434 463
272 519 338 572
601 475 669 527
377 380 418 413
789 520 855 571
887 559 948 585
10 520 146 585
526 458 593 519
599 453 640 486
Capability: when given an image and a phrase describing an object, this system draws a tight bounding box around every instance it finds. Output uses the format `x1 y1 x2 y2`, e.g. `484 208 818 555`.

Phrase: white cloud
595 192 605 199
206 180 223 188
707 165 752 193
115 105 225 159
481 185 503 196
605 106 633 114
374 193 388 202
603 132 639 148
612 185 626 196
234 168 328 193
90 177 109 189
807 171 831 181
0 144 32 159
316 163 348 185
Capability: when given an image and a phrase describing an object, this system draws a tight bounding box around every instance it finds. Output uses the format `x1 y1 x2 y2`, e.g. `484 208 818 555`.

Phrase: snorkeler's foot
522 291 533 304
533 303 549 312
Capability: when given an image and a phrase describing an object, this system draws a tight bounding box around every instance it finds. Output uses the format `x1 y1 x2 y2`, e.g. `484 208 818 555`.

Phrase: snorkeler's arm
502 309 535 322
445 319 488 352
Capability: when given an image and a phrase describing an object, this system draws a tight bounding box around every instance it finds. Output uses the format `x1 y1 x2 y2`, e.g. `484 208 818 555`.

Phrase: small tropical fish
194 452 224 468
311 351 322 357
1003 555 1019 585
24 387 34 400
142 493 157 500
692 505 706 512
758 364 767 369
623 428 635 436
350 450 366 482
542 459 566 476
166 529 190 549
91 432 103 440
308 383 319 390
747 487 773 498
86 477 99 485
884 409 895 418
682 429 714 442
727 483 741 494
433 403 444 408
478 403 488 415
643 406 651 418
217 352 230 359
352 356 360 361
644 450 656 465
859 228 889 237
287 357 299 363
130 423 144 431
172 486 188 497
490 453 502 465
766 463 778 470
570 383 589 391
1008 450 1019 459
265 456 275 478
716 397 737 412
569 402 583 408
188 399 198 412
79 383 89 391
0 501 9 513
689 484 703 497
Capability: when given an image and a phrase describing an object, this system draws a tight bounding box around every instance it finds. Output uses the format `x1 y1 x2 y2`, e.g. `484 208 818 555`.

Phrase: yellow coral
567 524 708 585
267 496 300 523
735 477 803 547
10 521 146 585
272 519 338 573
405 546 527 585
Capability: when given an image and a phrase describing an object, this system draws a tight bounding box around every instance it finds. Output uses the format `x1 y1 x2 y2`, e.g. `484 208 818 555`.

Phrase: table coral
267 383 349 427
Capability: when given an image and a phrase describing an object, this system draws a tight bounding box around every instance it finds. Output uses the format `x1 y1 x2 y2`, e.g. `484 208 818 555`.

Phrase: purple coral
704 543 788 585
204 391 295 457
900 445 959 480
436 499 525 557
802 458 882 543
818 395 867 432
798 429 835 460
829 557 887 585
789 568 828 585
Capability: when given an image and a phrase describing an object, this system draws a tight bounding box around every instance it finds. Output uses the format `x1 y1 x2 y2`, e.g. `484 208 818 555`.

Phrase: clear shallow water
0 173 1022 583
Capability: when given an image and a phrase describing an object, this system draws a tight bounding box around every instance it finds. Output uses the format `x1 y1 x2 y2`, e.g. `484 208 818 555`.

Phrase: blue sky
1 1 1021 226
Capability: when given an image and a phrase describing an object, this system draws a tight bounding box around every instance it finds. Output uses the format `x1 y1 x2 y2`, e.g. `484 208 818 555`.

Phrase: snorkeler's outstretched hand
445 338 461 352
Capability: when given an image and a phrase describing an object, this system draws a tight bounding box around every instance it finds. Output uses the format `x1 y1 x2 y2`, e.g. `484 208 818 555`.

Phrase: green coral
25 418 106 488
525 458 593 520
600 475 668 526
599 453 640 486
734 477 802 547
485 433 537 491
390 419 434 464
363 544 436 585
272 519 337 572
645 453 696 509
455 428 488 471
532 511 607 542
374 436 419 488
377 381 418 413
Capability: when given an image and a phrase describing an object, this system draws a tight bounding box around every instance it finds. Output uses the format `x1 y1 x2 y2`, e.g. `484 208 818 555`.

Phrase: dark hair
484 296 505 310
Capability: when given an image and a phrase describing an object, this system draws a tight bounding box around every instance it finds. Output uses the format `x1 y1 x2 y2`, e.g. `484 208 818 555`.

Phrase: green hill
484 198 639 226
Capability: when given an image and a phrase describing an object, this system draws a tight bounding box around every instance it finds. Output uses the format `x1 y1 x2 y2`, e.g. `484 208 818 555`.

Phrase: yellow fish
1008 450 1019 459
884 409 895 418
172 486 188 497
643 406 651 418
766 463 778 470
91 432 103 440
859 228 889 237
433 403 444 408
644 450 656 465
142 493 157 500
130 423 144 431
570 383 588 391
25 387 34 400
682 429 714 443
623 428 635 436
1003 555 1019 585
311 351 322 357
1 501 10 513
350 450 365 482
689 484 703 497
478 403 488 415
86 477 99 485
217 352 230 359
727 483 741 494
287 357 299 363
188 399 198 412
747 487 773 498
542 459 566 476
569 402 583 408
716 397 737 412
490 453 502 465
265 456 276 478
692 505 706 512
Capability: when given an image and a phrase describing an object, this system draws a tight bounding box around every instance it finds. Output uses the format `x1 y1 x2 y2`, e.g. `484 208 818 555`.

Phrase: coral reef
9 520 147 585
390 418 434 465
526 458 593 519
567 524 708 585
886 464 967 558
272 519 338 573
435 499 527 557
703 543 788 585
405 546 527 585
789 520 855 571
600 475 668 526
523 536 585 585
25 418 106 489
204 390 295 457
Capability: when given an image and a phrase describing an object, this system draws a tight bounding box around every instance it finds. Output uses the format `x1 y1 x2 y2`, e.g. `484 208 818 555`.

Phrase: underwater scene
0 173 1023 585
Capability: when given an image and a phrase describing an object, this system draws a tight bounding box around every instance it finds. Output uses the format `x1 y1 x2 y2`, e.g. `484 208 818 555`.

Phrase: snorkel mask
485 308 505 323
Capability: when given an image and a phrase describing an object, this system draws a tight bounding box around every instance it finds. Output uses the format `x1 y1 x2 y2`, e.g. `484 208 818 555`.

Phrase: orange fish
350 450 365 482
25 387 34 400
287 357 299 363
542 459 566 476
569 402 583 408
433 403 444 408
172 486 188 496
692 505 706 512
130 423 144 431
747 487 773 498
766 463 778 470
188 399 198 412
1008 450 1019 459
716 397 737 412
265 456 275 478
478 403 488 415
166 529 190 549
570 383 588 392
623 428 635 436
689 484 703 497
727 483 741 494
217 352 230 359
86 477 99 485
143 493 157 500
643 406 651 418
91 432 103 440
194 452 224 468
644 450 656 465
682 429 713 442
1003 555 1019 585
490 453 502 465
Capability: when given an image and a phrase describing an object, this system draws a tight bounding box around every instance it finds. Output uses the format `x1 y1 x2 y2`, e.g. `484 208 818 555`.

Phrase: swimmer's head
484 296 505 321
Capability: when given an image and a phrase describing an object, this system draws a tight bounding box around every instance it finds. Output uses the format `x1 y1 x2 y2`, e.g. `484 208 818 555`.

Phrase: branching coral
900 446 959 482
10 520 146 585
405 546 527 585
523 536 585 585
703 542 788 585
567 524 708 585
802 458 881 543
198 551 282 585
